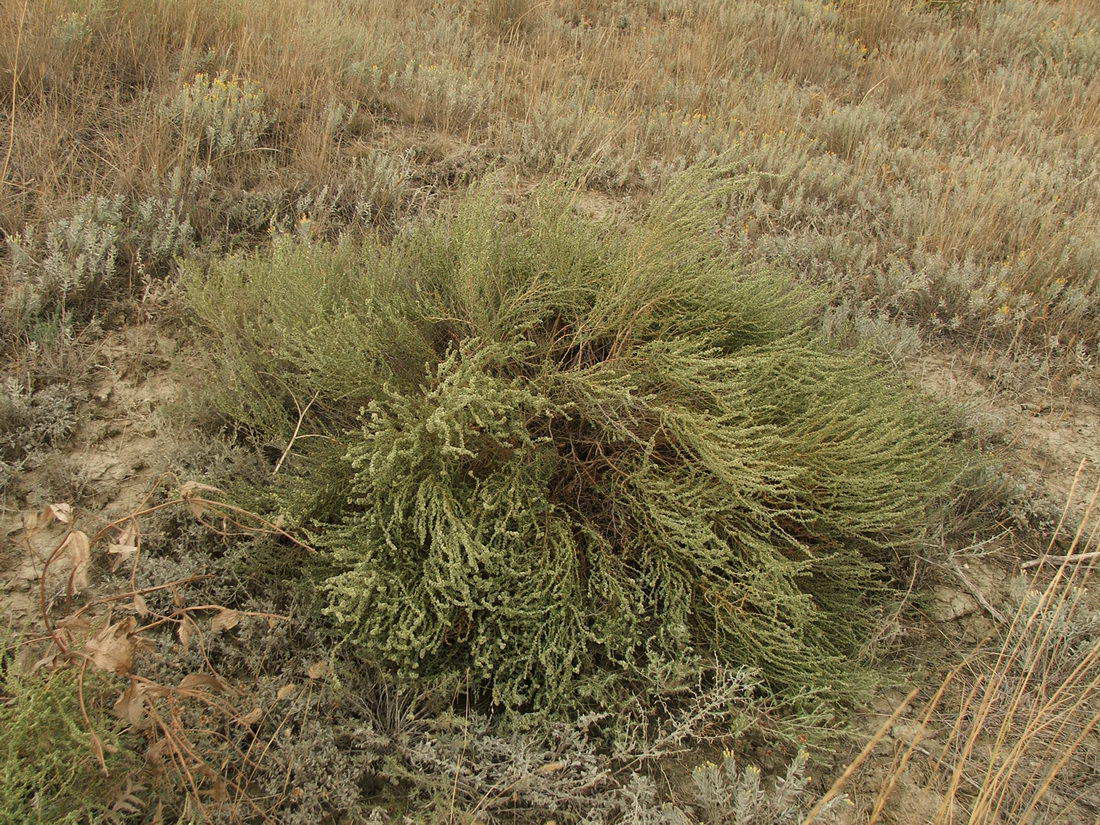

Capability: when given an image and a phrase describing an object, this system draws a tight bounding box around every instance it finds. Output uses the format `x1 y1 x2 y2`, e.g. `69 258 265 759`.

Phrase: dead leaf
30 648 64 673
21 507 53 535
59 530 92 594
145 738 170 764
276 684 298 701
117 521 138 545
109 773 147 815
56 614 93 632
177 615 196 650
113 681 149 728
88 728 107 771
179 481 223 518
49 502 73 524
178 672 227 694
210 608 241 633
306 661 329 680
132 593 149 617
203 775 229 803
107 542 138 572
236 706 263 726
86 617 138 675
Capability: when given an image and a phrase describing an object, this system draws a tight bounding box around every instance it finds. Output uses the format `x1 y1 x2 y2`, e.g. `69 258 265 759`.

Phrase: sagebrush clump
185 170 963 716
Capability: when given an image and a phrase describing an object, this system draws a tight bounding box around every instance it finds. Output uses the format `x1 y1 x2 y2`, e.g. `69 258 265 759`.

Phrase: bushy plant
0 378 82 490
162 71 270 159
589 750 838 825
0 642 135 824
5 191 192 327
184 169 964 717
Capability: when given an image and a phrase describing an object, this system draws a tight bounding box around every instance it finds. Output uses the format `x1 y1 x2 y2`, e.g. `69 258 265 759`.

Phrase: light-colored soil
2 326 181 627
914 347 1099 530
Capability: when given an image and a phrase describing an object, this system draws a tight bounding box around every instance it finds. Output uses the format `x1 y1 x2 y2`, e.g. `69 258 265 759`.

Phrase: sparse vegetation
819 479 1100 825
1 0 1097 822
0 377 82 491
2 0 1097 374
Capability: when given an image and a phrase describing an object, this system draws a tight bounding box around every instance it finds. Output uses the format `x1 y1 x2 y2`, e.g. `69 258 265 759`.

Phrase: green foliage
0 643 134 824
185 169 965 717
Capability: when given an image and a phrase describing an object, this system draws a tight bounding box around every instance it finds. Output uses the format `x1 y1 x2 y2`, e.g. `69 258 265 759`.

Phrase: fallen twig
1020 551 1099 570
949 558 1008 624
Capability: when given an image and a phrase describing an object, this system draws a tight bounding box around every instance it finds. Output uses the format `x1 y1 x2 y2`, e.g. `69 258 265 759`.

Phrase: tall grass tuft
808 468 1100 824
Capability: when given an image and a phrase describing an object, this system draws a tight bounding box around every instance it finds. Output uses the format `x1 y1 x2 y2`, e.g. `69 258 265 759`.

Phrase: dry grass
815 466 1100 824
1 0 1098 366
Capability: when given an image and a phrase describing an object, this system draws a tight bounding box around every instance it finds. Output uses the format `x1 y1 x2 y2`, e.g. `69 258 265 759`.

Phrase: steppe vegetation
1 0 1097 823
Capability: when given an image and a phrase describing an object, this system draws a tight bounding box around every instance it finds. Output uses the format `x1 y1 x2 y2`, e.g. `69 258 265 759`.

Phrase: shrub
5 192 192 327
162 71 271 159
0 642 135 824
184 169 964 717
7 195 123 320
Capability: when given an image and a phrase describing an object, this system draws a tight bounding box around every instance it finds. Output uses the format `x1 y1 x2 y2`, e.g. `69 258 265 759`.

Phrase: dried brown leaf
59 530 92 594
236 706 263 726
113 682 149 728
49 502 73 524
116 521 138 546
21 507 53 535
145 738 170 764
179 481 222 518
210 608 241 633
276 684 298 701
177 615 195 650
107 543 138 572
86 617 138 675
178 672 227 694
56 614 93 632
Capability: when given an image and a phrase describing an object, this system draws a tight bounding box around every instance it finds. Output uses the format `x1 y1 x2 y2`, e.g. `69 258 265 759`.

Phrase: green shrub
184 169 965 716
0 644 134 824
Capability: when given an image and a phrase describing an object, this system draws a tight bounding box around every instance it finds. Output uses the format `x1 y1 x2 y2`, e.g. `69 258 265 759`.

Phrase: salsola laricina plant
185 168 964 716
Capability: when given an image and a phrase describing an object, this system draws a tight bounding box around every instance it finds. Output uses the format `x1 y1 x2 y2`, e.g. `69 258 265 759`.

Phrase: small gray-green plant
6 195 122 319
162 71 271 158
586 751 837 825
5 190 192 325
0 378 82 491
